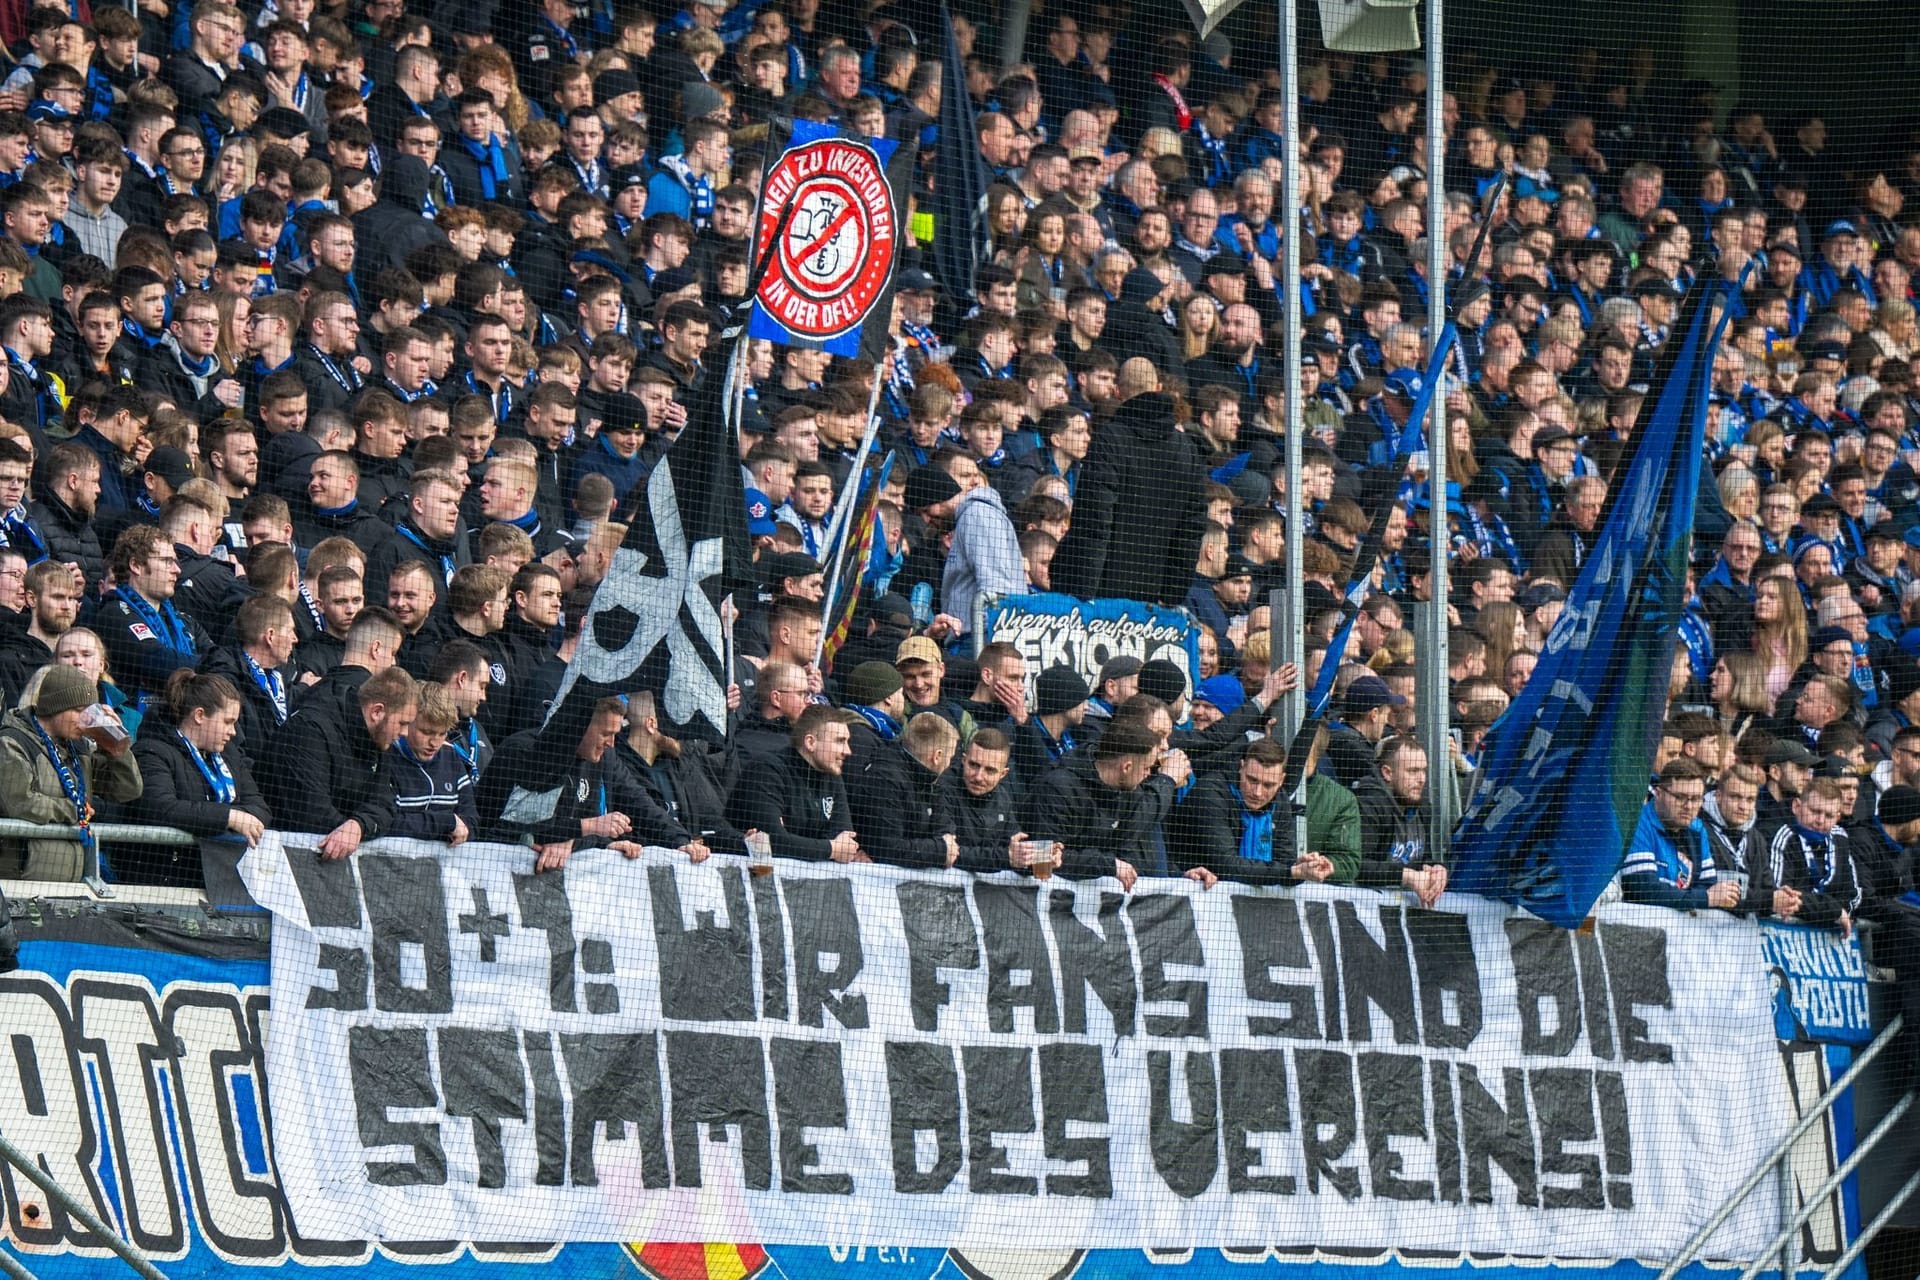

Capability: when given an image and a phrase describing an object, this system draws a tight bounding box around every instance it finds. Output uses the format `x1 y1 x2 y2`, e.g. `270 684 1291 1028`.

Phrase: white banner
240 834 1789 1254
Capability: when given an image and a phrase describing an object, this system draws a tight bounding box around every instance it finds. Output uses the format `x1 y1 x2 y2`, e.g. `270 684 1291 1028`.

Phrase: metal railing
0 818 194 899
0 1130 170 1279
1654 1014 1911 1280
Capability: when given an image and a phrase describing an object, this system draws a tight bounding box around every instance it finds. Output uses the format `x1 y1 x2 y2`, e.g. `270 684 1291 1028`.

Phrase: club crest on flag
624 1242 769 1280
749 120 910 360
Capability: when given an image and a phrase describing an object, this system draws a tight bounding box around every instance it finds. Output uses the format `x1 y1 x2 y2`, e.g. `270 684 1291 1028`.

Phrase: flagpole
813 360 891 665
1277 0 1307 864
1421 0 1453 861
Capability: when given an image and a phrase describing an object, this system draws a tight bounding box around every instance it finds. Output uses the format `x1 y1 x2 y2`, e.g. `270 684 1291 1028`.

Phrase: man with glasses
141 292 243 422
87 523 211 704
155 126 207 196
163 1 245 115
294 290 366 415
1622 759 1745 911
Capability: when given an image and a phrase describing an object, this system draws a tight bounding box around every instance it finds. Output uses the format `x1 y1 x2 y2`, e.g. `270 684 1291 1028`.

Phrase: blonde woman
207 136 258 204
1748 574 1808 700
212 290 250 376
1176 293 1220 361
1710 651 1771 742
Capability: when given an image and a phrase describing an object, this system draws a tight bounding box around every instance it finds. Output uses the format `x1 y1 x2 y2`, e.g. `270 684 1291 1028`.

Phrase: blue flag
1305 325 1460 717
1448 282 1722 927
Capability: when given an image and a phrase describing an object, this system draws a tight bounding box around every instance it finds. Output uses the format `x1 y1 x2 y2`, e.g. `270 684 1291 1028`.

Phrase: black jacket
937 770 1021 873
1353 773 1437 886
478 728 690 848
1755 818 1862 928
260 687 396 838
726 744 853 861
849 743 953 869
1050 392 1210 607
1322 721 1379 791
124 721 270 886
352 157 453 278
198 644 294 756
617 738 739 846
293 343 368 417
29 494 103 595
481 613 564 743
1020 754 1176 880
1168 771 1296 885
172 543 250 639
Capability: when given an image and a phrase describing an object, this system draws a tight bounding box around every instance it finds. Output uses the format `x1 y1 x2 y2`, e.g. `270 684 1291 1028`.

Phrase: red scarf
1152 74 1192 131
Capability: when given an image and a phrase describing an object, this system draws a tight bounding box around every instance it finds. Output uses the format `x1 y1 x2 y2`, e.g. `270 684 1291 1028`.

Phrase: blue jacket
569 435 650 506
1621 799 1716 909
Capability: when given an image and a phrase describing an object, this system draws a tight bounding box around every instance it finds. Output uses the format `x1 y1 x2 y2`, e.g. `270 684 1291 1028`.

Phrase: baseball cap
24 100 72 124
1220 551 1258 580
1802 493 1842 517
1803 340 1849 364
744 488 778 538
1764 739 1819 768
1203 255 1247 278
144 447 195 488
896 635 944 667
761 551 822 585
1767 238 1805 260
1343 674 1406 714
1531 424 1575 451
1068 147 1104 166
1512 175 1558 204
1867 519 1903 543
1097 655 1144 687
896 267 939 293
904 465 961 511
1824 219 1861 240
1632 276 1684 300
611 164 650 193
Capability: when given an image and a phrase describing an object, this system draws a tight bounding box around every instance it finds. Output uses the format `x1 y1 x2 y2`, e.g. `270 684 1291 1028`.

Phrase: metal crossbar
1819 1166 1920 1280
1736 1092 1916 1280
0 1130 171 1280
1654 1014 1905 1280
0 1247 45 1280
0 818 195 899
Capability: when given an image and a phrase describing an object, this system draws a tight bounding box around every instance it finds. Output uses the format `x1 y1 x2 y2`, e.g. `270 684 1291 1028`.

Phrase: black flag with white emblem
542 331 755 746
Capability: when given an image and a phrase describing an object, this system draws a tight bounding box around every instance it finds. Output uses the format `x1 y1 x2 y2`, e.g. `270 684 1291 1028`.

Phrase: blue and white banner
1760 922 1872 1046
0 854 1868 1278
982 593 1203 705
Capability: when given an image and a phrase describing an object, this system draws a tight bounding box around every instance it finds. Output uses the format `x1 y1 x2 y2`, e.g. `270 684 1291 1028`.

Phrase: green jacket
0 707 143 880
1308 773 1363 884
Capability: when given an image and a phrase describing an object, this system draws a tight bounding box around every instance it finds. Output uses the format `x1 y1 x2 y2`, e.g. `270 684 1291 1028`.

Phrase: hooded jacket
726 743 854 862
849 742 954 869
1352 772 1436 887
353 156 455 277
1051 391 1210 607
0 706 143 880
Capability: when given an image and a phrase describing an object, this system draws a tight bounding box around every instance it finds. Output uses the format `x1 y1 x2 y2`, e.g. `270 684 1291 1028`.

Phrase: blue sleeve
646 174 690 220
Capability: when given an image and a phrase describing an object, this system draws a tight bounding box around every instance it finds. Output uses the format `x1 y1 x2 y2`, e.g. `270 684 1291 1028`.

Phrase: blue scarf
29 715 90 850
114 585 195 655
178 730 236 803
396 523 457 583
244 652 288 723
304 342 361 394
0 504 47 563
658 153 713 226
851 705 901 741
464 369 513 423
1229 786 1274 863
459 134 512 201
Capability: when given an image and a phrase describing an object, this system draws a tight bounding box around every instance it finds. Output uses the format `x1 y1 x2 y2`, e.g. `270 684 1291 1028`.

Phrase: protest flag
1448 278 1721 927
747 118 913 363
538 331 757 756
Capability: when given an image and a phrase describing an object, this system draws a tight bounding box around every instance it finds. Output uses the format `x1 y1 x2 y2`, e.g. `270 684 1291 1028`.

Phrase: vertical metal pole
1421 0 1453 860
1777 1156 1795 1280
1278 0 1308 858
